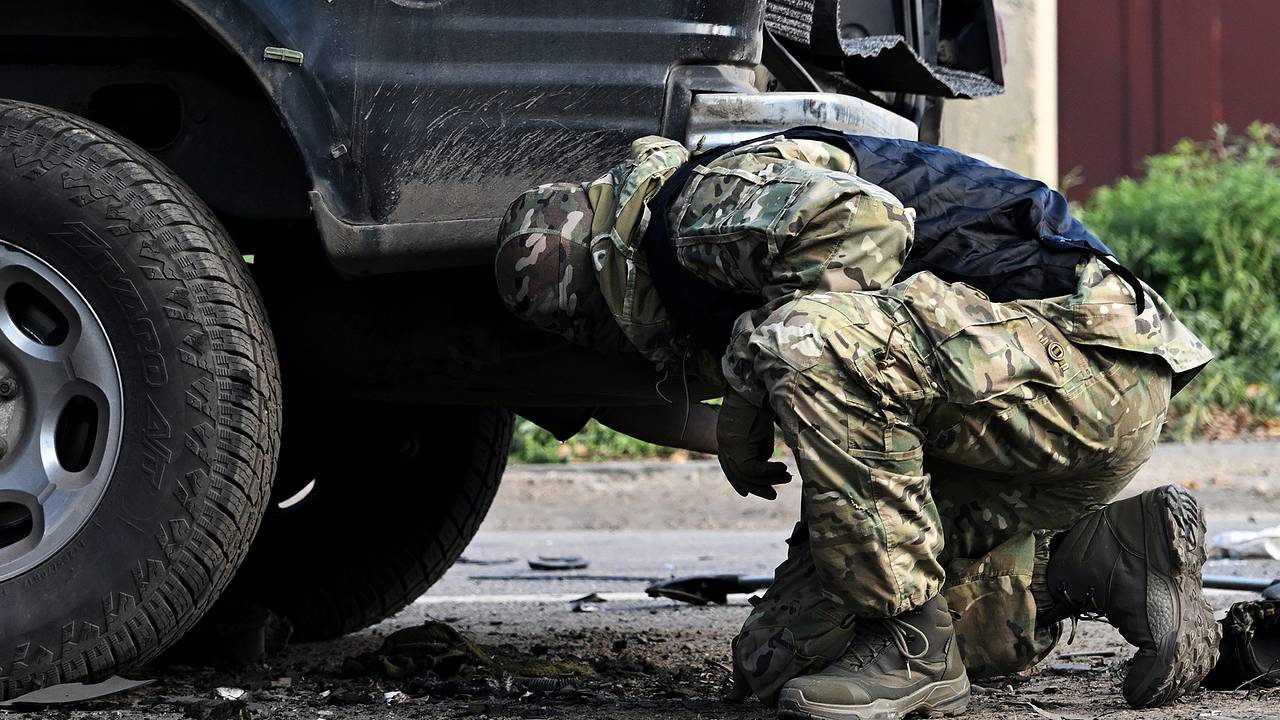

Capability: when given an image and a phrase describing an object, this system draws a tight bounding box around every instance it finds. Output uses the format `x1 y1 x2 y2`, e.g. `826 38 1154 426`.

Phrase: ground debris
458 556 520 565
1046 662 1101 674
1056 650 1117 659
341 620 598 686
326 688 383 705
1210 525 1280 559
528 555 589 571
0 676 154 709
569 593 606 613
1012 700 1090 720
342 621 492 679
179 697 250 720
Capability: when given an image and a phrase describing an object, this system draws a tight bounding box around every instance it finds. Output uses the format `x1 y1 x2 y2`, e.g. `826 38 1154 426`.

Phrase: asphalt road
10 441 1280 720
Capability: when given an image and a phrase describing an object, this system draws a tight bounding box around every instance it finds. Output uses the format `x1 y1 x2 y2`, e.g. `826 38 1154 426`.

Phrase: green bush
509 416 693 464
1081 124 1280 437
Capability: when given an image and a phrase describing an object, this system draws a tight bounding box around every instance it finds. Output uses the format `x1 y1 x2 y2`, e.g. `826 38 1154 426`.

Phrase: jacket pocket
671 163 805 246
932 310 1091 405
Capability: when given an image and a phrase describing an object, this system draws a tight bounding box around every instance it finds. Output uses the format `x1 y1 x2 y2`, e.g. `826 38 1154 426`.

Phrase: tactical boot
776 595 969 719
1045 485 1220 708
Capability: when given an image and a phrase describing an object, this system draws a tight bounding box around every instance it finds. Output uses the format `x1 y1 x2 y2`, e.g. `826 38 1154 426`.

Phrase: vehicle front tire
0 100 280 698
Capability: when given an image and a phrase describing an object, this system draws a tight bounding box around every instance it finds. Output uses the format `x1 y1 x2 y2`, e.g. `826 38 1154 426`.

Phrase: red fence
1059 0 1280 198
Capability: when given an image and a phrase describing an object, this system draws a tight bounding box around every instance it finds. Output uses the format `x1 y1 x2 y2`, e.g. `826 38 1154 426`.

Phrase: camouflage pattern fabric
495 134 913 380
729 265 1182 703
667 140 912 303
495 182 631 354
494 135 1213 703
583 137 690 373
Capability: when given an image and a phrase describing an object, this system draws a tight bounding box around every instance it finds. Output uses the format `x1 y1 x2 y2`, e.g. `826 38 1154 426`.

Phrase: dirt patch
13 616 1276 720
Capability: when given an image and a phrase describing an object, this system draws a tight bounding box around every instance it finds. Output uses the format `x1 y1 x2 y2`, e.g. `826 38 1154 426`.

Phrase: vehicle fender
169 1 360 217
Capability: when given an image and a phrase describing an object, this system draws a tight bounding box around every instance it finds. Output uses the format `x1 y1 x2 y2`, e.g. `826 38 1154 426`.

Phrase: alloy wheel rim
0 240 124 582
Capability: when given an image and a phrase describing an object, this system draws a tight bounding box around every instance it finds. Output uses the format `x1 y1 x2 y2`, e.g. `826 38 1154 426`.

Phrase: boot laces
835 617 930 680
1056 581 1106 644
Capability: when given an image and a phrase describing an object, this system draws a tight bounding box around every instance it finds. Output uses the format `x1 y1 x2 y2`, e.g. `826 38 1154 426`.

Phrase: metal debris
1211 526 1280 559
1015 700 1090 720
180 697 250 720
1046 662 1099 674
645 574 772 605
0 676 153 709
569 593 606 613
528 555 589 571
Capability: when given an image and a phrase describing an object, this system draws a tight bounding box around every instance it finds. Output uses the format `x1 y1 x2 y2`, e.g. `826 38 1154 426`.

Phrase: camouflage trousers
731 271 1172 703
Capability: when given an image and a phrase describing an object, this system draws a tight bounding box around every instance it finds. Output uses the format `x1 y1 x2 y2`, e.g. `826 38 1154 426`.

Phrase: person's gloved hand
716 391 791 500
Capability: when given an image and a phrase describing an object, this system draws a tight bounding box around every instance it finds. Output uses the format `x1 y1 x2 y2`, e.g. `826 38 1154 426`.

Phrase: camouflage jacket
583 135 914 378
496 133 1210 395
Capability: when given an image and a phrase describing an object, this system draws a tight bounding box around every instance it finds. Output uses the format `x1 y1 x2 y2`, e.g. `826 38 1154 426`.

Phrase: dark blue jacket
643 126 1141 356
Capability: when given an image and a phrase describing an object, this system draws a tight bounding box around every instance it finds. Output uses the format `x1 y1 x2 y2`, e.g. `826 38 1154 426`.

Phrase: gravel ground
6 441 1279 720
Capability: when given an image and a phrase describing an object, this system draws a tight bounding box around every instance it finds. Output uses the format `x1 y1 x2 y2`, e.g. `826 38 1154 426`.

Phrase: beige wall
940 0 1058 185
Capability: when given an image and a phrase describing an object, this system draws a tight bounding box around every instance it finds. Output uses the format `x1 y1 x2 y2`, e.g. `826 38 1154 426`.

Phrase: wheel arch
166 0 357 216
0 0 351 252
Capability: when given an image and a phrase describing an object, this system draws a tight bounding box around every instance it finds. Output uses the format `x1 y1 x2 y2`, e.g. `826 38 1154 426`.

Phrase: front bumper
684 90 919 148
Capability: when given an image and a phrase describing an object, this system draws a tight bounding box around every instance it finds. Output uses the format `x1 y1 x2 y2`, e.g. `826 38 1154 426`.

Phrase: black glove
716 391 791 500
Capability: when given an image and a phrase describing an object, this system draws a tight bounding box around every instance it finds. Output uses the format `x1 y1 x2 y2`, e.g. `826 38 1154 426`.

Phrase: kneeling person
733 267 1216 717
494 129 1218 718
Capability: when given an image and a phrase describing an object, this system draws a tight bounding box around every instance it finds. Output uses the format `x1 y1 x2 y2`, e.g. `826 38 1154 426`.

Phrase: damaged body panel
765 0 1004 98
179 0 768 274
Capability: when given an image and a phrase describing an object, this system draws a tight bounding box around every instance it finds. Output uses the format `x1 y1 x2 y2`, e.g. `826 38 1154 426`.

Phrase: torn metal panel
765 0 1005 99
839 34 1003 98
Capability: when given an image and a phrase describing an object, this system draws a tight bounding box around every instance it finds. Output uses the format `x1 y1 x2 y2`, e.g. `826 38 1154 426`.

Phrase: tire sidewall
0 111 250 689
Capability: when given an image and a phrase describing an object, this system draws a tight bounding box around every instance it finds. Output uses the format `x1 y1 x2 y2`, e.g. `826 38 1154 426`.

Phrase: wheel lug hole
0 377 18 399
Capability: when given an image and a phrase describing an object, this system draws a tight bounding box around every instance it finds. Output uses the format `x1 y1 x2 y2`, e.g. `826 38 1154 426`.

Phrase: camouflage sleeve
721 307 774 407
668 148 914 303
584 136 690 371
714 136 856 173
630 135 687 164
719 292 857 433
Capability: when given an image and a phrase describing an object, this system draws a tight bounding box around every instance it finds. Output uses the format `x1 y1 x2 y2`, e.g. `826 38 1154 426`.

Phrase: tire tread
0 99 281 700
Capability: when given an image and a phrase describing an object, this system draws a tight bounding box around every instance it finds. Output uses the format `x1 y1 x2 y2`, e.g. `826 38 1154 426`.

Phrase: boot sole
776 675 970 720
1124 485 1221 708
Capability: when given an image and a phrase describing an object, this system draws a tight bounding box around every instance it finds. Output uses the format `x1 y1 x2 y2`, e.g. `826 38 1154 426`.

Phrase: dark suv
0 0 1001 696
